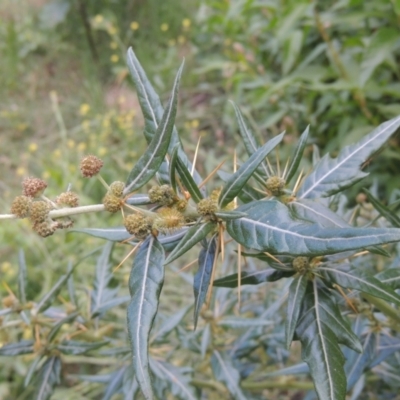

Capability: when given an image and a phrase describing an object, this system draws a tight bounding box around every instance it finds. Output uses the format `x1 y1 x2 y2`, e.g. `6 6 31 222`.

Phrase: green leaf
126 48 201 185
56 340 109 355
316 289 362 353
194 235 217 329
285 275 308 349
127 236 165 400
296 282 346 400
320 266 400 306
227 199 400 256
214 211 247 220
218 170 264 202
34 266 75 314
230 101 269 176
33 356 61 400
103 368 125 400
375 268 400 290
91 242 117 318
285 126 309 184
218 132 285 208
126 194 152 206
24 355 43 387
150 359 197 400
169 144 179 194
47 312 79 342
175 154 203 203
0 340 34 356
18 249 27 303
124 59 184 194
363 189 400 227
213 269 294 288
165 222 216 265
211 350 247 400
298 115 400 199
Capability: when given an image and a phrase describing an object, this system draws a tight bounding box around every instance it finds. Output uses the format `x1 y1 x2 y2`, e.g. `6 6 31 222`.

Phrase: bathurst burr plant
2 48 400 400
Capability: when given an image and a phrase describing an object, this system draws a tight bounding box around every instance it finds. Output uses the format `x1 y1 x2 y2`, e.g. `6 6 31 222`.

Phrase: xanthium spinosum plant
2 47 400 400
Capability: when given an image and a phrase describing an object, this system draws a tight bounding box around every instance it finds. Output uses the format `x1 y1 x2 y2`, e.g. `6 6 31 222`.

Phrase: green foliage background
1 0 400 399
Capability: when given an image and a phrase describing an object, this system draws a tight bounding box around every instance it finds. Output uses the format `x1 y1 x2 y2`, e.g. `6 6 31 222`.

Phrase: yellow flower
79 103 90 116
191 119 200 129
110 41 118 49
77 142 87 152
94 14 103 24
28 143 38 153
67 139 75 149
16 167 26 176
98 147 108 156
111 54 119 63
177 35 186 44
130 21 139 30
160 23 169 32
53 149 61 159
107 25 117 35
182 18 191 28
168 39 176 47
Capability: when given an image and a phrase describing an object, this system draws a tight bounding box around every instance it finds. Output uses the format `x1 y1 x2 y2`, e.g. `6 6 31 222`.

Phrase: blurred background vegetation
1 0 400 398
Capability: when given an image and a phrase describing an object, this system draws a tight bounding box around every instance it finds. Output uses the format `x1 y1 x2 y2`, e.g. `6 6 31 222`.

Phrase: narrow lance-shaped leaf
33 356 61 400
320 266 400 306
375 268 400 290
169 144 179 194
18 249 27 303
56 340 109 355
0 340 34 356
298 115 400 198
227 199 400 256
34 264 75 314
126 47 202 184
176 154 203 203
150 359 197 400
214 269 294 288
230 101 269 176
285 126 309 184
124 59 184 194
363 189 400 227
285 275 308 349
48 312 79 342
295 281 346 400
127 236 165 400
194 235 217 329
91 242 117 318
165 221 216 265
219 132 285 208
211 350 247 400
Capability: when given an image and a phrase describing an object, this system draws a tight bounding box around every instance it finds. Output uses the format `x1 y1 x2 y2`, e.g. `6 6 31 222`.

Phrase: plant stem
0 204 105 220
361 292 400 324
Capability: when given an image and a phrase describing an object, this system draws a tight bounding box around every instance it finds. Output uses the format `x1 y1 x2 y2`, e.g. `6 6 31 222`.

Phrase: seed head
266 176 285 196
292 257 309 274
80 155 103 177
103 193 121 213
56 218 74 229
56 191 79 207
148 185 176 206
109 181 125 197
10 195 32 218
22 177 47 198
30 201 50 224
174 199 188 212
32 220 58 237
153 208 184 233
124 213 153 238
197 198 218 216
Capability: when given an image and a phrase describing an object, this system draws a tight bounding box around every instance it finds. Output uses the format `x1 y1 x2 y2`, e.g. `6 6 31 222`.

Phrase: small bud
266 176 285 196
148 185 176 206
10 195 32 218
80 155 104 177
109 181 125 197
356 193 367 204
153 208 184 233
32 220 58 237
56 192 79 207
30 201 50 224
124 213 153 238
22 177 47 198
292 257 309 274
175 199 188 212
103 193 121 213
197 198 218 216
